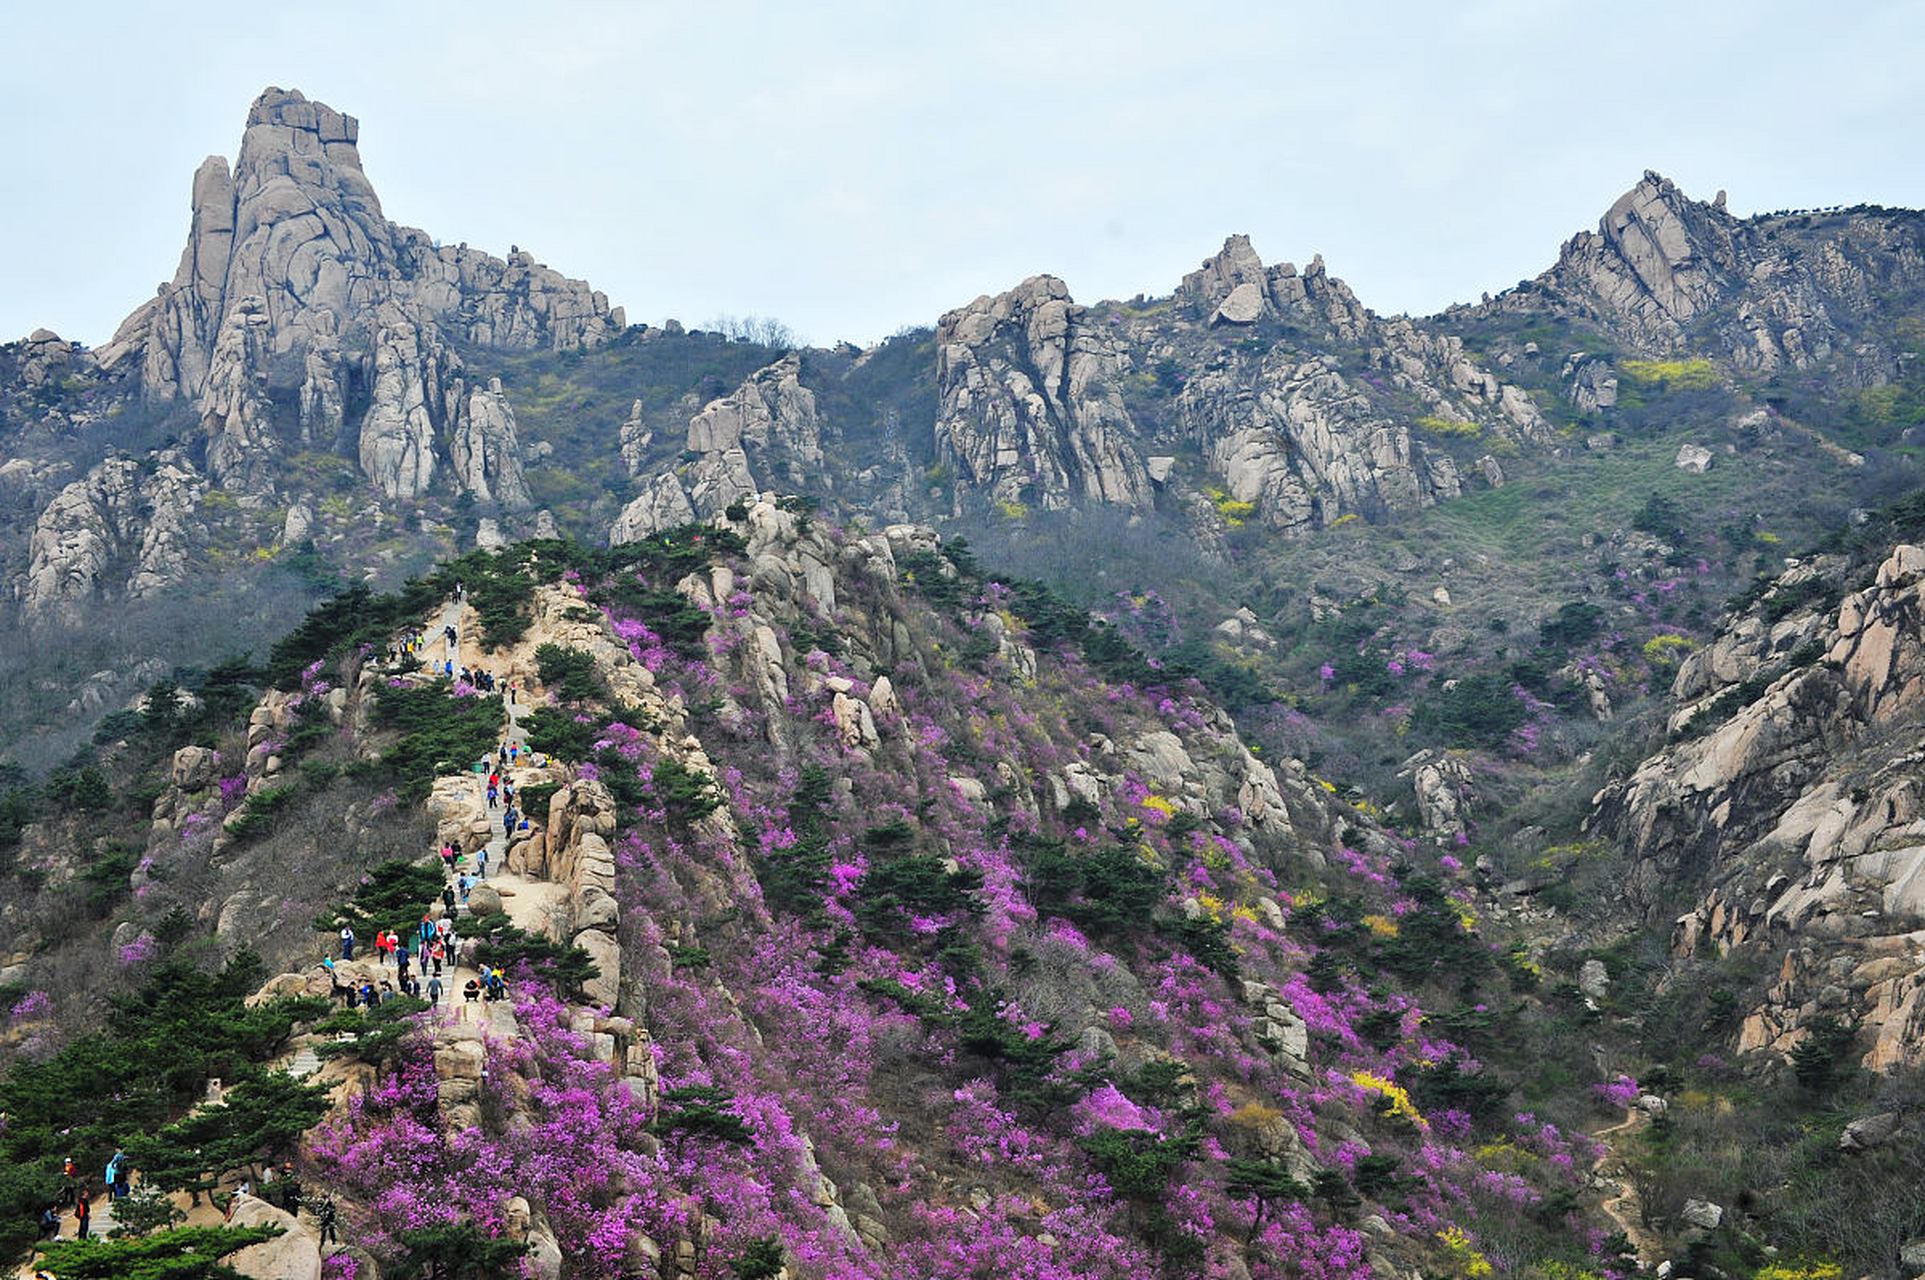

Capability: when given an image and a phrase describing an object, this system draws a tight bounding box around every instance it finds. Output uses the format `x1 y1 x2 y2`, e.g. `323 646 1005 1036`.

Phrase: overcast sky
4 1 1922 348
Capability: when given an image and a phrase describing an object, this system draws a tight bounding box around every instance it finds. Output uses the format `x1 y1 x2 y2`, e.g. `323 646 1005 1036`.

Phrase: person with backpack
427 975 443 1007
441 884 457 914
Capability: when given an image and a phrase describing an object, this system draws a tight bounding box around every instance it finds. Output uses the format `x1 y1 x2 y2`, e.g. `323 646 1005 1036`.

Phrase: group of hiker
37 1148 127 1241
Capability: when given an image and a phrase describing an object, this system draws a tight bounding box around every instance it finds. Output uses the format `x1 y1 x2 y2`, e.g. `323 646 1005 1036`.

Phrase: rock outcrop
612 355 821 541
1597 545 1925 1070
1491 170 1925 381
933 276 1152 512
96 87 612 503
18 451 205 619
1158 237 1548 534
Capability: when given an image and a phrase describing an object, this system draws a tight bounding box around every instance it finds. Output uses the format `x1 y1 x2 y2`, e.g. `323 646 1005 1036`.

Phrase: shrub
366 684 503 801
315 858 444 936
649 758 722 826
33 1224 285 1278
1411 674 1528 750
535 644 606 704
522 707 600 763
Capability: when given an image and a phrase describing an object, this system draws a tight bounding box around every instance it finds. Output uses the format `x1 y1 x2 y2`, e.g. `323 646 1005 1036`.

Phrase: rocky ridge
932 275 1154 513
1118 235 1552 536
1483 170 1925 382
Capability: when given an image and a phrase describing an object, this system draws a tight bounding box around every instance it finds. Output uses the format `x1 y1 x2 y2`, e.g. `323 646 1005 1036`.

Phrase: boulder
228 1196 322 1280
1839 1111 1902 1152
1679 1198 1723 1231
1675 443 1714 473
1211 281 1267 325
1578 959 1610 1002
466 882 504 918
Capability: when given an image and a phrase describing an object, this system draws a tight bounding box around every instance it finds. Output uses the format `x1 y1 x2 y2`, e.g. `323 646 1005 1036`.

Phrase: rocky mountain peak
933 274 1152 512
89 86 619 508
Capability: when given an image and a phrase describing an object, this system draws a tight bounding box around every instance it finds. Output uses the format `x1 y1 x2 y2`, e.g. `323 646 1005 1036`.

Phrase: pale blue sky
4 0 1922 348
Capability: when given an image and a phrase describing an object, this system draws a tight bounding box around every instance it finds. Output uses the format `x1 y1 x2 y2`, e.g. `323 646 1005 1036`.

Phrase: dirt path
1593 1107 1660 1268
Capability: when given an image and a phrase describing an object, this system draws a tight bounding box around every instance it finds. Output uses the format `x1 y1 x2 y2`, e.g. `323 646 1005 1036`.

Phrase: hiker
419 915 436 947
104 1152 121 1200
74 1191 90 1238
441 884 457 914
375 930 393 966
279 1162 301 1210
464 978 481 1005
358 981 376 1008
395 944 411 979
38 1203 58 1239
427 975 443 1007
430 940 446 977
436 914 454 943
339 926 356 960
441 843 457 873
487 784 499 808
502 806 517 838
379 980 396 1004
59 1157 78 1207
316 1195 338 1246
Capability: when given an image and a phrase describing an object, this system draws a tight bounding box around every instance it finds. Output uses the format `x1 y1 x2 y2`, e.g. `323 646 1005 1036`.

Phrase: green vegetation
1412 673 1528 749
314 858 444 936
0 953 321 1259
1618 357 1720 391
535 644 606 703
124 1072 329 1201
365 683 503 802
34 1224 284 1279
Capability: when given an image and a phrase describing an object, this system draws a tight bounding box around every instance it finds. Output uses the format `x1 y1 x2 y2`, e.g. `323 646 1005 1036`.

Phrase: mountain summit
100 87 621 499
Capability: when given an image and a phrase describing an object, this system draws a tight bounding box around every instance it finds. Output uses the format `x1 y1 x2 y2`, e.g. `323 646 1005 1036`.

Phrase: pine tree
34 1224 281 1279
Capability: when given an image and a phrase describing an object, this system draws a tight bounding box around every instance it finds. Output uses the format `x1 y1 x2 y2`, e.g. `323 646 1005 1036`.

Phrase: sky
3 1 1923 349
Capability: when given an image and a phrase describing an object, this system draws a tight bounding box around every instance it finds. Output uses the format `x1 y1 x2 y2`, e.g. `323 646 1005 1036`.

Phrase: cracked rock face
93 86 616 507
1495 170 1925 382
934 275 1152 512
450 378 533 511
1597 545 1925 1070
19 451 205 620
611 354 823 541
1157 237 1547 536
